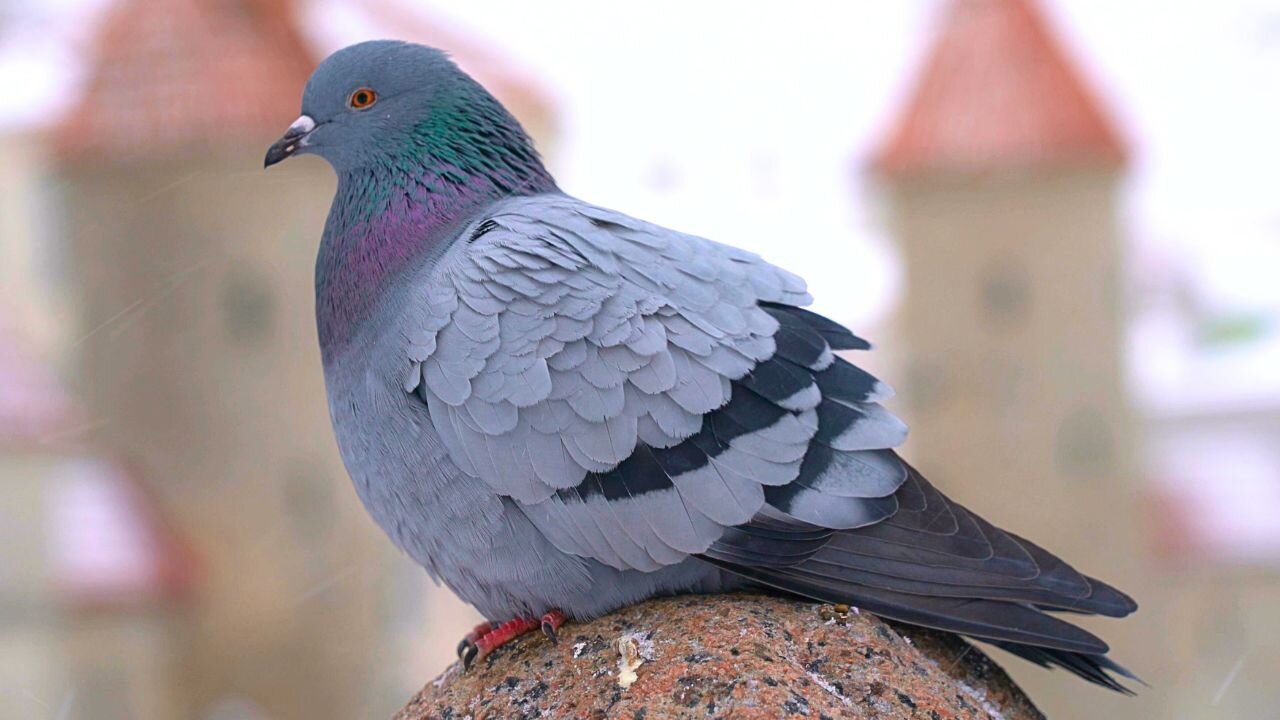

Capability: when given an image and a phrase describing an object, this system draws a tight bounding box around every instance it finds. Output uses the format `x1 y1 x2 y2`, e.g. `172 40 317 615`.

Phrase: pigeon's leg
459 610 569 670
455 621 494 660
462 617 540 670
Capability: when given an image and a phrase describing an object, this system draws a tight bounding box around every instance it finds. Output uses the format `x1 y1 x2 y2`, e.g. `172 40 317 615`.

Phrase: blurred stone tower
868 0 1149 716
55 2 377 718
54 1 554 717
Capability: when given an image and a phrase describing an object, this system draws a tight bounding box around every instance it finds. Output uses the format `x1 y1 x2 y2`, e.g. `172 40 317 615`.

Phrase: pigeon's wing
402 194 903 572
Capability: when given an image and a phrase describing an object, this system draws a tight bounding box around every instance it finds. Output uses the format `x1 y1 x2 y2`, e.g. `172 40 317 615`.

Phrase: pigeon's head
265 40 542 179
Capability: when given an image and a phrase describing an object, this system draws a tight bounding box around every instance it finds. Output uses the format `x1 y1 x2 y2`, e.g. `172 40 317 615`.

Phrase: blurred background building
867 2 1145 716
54 2 383 717
0 0 1277 718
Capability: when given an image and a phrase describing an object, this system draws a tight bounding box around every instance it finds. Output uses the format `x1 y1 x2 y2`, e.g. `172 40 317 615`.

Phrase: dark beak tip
264 142 291 169
265 117 316 169
264 130 309 168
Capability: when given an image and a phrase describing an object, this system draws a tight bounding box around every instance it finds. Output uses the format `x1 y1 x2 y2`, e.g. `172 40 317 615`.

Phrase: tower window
978 260 1031 329
221 264 275 346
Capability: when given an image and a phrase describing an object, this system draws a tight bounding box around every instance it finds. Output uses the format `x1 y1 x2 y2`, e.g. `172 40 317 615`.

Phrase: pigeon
265 40 1138 692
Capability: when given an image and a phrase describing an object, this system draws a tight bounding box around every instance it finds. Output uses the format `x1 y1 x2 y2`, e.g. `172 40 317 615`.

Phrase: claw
460 642 478 671
457 621 494 660
541 609 566 645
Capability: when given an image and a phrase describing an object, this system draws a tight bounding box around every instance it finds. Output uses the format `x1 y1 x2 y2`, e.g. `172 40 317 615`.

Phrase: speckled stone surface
394 593 1045 720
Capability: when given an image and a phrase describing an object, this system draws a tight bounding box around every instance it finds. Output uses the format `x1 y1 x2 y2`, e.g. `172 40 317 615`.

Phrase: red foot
457 610 568 670
455 621 494 660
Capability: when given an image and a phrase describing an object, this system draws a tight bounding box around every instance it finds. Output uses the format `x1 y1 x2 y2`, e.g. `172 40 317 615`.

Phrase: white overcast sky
3 0 1279 339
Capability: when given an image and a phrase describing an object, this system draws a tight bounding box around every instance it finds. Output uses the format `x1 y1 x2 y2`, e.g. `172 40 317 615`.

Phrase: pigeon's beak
264 115 317 168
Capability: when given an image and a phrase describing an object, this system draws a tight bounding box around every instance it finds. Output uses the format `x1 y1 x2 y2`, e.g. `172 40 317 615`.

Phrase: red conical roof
55 0 315 160
870 0 1126 177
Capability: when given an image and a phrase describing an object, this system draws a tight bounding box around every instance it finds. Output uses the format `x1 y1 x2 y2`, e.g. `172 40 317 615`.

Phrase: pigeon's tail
708 560 1139 694
701 464 1141 694
990 641 1142 695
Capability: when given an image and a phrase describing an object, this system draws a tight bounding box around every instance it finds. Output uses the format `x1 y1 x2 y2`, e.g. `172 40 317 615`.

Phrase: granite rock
395 593 1045 720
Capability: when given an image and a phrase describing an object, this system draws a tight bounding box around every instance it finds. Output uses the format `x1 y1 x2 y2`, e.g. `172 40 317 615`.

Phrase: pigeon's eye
348 87 377 110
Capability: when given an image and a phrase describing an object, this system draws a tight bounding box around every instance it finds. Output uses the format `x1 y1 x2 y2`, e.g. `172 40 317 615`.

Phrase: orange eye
348 87 377 109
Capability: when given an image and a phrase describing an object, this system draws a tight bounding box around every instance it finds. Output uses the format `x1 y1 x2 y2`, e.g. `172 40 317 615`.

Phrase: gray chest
324 346 495 571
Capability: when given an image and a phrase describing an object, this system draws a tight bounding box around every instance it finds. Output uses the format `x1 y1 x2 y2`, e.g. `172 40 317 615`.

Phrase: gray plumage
265 40 1139 693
